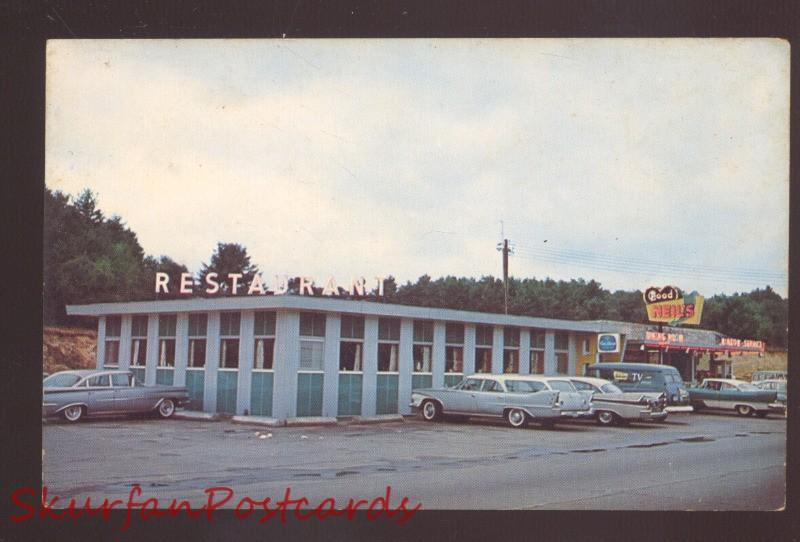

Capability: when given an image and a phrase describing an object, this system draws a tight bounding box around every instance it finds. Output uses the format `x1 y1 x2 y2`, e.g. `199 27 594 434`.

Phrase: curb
284 416 338 427
351 414 405 425
173 410 221 421
231 415 286 428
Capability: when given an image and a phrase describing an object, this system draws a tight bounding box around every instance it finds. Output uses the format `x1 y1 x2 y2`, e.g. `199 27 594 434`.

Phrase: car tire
62 405 84 423
506 408 528 428
736 405 753 417
755 411 769 418
157 399 176 419
421 400 442 422
595 410 617 426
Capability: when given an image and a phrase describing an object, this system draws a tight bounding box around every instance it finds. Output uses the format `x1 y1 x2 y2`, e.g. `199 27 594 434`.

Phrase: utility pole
496 227 514 314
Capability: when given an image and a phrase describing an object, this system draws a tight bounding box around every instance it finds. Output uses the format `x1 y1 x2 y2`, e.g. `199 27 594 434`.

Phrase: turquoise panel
296 373 324 417
156 368 174 386
376 374 399 415
444 374 463 388
216 370 238 414
250 371 274 417
185 370 204 410
412 374 432 390
131 367 146 384
337 373 363 416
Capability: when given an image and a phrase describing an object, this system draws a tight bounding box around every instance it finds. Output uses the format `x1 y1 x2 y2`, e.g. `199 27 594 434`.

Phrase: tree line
44 188 788 348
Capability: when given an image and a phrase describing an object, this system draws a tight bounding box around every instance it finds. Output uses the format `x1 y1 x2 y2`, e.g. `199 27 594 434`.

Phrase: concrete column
144 313 159 385
519 329 531 375
361 317 379 416
272 311 300 420
96 317 106 369
432 321 446 387
322 314 341 417
492 326 504 374
544 330 556 375
398 319 413 415
236 310 255 415
463 324 476 375
568 333 577 375
173 313 189 386
119 315 132 370
203 312 221 413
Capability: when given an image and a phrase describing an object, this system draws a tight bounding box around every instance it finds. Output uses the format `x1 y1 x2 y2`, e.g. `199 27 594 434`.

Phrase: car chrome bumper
640 410 669 421
664 405 693 413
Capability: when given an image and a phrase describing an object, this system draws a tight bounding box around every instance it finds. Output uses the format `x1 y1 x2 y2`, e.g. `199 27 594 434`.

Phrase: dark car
584 362 693 414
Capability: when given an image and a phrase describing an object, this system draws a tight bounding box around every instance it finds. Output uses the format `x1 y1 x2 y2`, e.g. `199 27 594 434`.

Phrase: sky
45 39 790 297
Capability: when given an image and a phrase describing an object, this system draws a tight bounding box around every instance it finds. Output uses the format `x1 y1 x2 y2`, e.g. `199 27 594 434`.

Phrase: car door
111 372 141 412
474 379 506 416
86 374 115 414
446 377 483 413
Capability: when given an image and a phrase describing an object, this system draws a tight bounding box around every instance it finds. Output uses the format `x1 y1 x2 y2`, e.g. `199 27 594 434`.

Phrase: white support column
491 326 504 374
173 313 189 386
519 329 531 375
544 330 556 375
322 314 341 417
272 311 300 420
119 315 132 371
203 312 221 413
236 310 255 415
397 319 413 415
463 324 476 375
96 317 106 369
568 333 577 376
144 314 159 385
432 321 446 388
361 317 379 416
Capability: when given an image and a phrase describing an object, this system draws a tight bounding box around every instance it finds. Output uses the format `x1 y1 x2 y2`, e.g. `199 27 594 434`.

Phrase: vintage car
43 369 190 422
409 374 592 428
754 379 787 404
568 376 668 425
584 362 693 413
688 378 784 417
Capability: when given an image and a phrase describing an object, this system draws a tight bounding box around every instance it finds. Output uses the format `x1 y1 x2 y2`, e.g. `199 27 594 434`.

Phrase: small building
66 296 764 419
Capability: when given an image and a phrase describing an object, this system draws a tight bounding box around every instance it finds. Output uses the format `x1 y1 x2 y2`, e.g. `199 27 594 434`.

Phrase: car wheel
157 399 176 419
421 400 442 422
596 411 617 426
736 405 753 417
62 405 84 423
755 411 769 418
506 408 528 428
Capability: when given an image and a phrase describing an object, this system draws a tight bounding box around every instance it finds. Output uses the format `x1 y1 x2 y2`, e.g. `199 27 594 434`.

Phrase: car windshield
600 383 623 394
738 383 760 391
548 380 576 392
43 373 82 387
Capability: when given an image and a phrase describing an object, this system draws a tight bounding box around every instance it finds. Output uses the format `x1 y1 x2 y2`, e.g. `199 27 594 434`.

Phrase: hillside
43 326 97 374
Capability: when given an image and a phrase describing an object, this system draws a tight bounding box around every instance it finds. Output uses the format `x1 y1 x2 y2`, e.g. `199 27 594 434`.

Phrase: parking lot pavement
42 413 786 510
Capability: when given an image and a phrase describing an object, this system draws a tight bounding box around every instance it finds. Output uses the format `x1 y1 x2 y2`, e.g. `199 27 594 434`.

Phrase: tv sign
597 333 621 353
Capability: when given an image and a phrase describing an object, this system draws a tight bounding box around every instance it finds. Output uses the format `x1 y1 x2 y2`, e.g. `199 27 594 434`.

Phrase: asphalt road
42 412 786 511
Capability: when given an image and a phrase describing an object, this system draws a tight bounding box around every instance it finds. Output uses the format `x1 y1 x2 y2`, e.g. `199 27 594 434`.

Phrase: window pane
299 340 324 370
188 339 206 367
104 340 120 364
131 338 147 366
475 347 492 373
220 312 241 337
254 311 277 336
530 350 544 374
555 332 569 351
220 338 240 368
378 343 399 372
188 313 208 337
413 344 432 372
378 318 400 341
88 374 110 387
253 338 275 369
300 313 326 337
556 352 569 374
111 373 131 387
131 315 148 337
158 314 177 337
530 330 545 349
476 325 494 346
339 341 363 371
503 349 519 373
445 323 464 344
413 321 433 343
158 339 176 367
341 315 365 339
503 327 520 347
105 316 121 337
445 346 463 373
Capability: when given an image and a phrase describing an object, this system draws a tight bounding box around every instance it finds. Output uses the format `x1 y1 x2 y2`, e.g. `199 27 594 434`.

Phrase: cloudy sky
46 39 789 296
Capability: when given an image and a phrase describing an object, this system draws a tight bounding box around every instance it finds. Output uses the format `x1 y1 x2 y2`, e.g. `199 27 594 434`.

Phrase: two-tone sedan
410 374 592 428
568 376 668 425
688 378 784 417
43 369 190 422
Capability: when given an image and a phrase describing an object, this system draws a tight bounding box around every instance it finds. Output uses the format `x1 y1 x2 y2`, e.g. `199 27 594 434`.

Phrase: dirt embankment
731 351 788 381
43 326 97 374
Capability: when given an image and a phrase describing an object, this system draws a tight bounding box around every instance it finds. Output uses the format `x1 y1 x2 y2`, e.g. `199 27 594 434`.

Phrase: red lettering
313 497 343 520
366 486 392 520
204 487 234 522
40 487 65 520
685 304 694 318
258 498 278 524
10 487 36 523
394 496 422 524
345 498 369 519
235 497 256 519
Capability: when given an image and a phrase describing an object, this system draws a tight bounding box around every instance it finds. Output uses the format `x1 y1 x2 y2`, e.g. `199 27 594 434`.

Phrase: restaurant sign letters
643 286 704 326
155 273 388 297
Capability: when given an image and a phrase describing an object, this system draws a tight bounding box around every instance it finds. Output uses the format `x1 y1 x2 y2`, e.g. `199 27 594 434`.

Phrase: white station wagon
410 374 592 428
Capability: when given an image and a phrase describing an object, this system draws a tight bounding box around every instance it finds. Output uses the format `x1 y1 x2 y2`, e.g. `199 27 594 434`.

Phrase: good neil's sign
155 273 388 297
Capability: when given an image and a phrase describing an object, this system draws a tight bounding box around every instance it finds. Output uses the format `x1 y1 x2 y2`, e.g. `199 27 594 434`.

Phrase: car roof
757 379 787 383
569 376 612 387
587 362 678 372
465 374 570 381
51 369 130 377
704 378 748 385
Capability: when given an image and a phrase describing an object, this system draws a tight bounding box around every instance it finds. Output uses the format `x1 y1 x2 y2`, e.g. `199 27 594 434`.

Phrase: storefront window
378 318 400 372
503 327 520 373
188 313 207 368
157 314 177 367
413 320 433 373
530 329 545 373
554 332 569 374
104 316 121 367
253 311 276 370
299 313 325 371
340 315 364 371
130 315 148 366
475 325 493 373
445 323 464 373
219 312 240 368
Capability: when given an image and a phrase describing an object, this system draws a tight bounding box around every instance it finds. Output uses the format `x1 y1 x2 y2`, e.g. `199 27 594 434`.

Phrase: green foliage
197 242 259 295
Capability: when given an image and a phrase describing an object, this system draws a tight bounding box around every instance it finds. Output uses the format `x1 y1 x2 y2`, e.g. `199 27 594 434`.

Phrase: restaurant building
66 295 765 419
